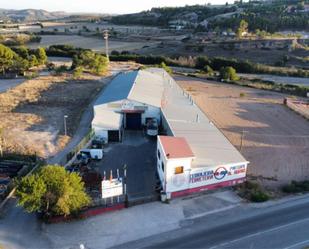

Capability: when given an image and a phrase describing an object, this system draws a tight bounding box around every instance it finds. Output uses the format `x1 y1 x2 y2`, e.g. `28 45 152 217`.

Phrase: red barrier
47 203 125 223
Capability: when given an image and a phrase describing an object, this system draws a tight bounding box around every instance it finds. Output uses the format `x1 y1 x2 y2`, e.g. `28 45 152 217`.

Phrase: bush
54 65 68 75
73 66 83 79
220 66 239 81
203 65 214 76
159 62 172 74
282 180 309 193
236 181 270 203
250 190 270 202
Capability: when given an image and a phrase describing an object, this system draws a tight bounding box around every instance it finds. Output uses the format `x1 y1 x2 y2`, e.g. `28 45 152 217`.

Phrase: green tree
159 62 172 74
204 65 214 76
237 19 248 39
29 54 39 67
16 165 90 216
0 44 15 74
73 51 109 75
14 46 29 59
73 66 83 79
220 66 239 81
36 47 47 65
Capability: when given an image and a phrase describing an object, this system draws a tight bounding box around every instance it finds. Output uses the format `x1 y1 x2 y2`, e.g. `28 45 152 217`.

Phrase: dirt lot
28 35 157 53
175 75 309 188
0 74 107 158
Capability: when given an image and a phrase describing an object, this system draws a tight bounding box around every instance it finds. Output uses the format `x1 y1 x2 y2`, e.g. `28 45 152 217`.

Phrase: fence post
123 164 128 208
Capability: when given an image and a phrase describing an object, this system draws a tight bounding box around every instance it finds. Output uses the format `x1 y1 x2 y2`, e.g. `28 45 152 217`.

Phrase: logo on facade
214 167 228 180
121 100 134 110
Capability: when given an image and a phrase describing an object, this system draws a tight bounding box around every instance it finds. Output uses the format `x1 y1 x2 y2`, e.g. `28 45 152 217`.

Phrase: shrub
54 65 68 75
235 181 270 203
282 180 309 193
204 65 214 76
159 62 172 74
250 190 270 202
220 66 239 81
73 66 83 79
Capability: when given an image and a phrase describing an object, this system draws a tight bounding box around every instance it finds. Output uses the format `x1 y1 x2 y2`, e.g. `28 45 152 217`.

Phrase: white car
80 149 103 160
146 118 159 136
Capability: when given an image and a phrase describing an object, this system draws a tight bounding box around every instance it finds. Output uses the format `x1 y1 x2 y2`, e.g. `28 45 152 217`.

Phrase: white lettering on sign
189 165 246 183
101 178 123 198
121 100 134 110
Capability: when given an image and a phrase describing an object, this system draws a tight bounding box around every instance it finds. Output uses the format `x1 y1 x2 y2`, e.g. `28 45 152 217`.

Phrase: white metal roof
93 67 248 169
146 68 248 169
128 70 165 108
93 69 165 130
92 108 122 130
94 70 164 109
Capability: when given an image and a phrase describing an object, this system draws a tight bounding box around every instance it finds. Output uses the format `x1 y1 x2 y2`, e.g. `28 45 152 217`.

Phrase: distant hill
111 0 309 32
0 9 68 22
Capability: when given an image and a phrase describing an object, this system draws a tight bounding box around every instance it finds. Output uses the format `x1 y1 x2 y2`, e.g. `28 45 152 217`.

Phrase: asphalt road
116 196 309 249
146 200 309 249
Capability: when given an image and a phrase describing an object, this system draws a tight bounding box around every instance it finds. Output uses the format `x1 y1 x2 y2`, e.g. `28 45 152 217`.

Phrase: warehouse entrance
108 130 121 142
125 113 142 130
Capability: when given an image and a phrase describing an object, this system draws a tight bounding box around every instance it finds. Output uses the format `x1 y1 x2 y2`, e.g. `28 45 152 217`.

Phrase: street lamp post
64 115 68 136
103 30 109 60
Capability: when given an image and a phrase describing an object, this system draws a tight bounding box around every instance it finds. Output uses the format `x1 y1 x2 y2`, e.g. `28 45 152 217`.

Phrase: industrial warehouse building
92 68 249 199
92 70 164 142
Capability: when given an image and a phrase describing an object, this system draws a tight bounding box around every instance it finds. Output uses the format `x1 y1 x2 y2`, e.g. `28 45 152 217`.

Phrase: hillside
111 0 309 32
0 9 68 22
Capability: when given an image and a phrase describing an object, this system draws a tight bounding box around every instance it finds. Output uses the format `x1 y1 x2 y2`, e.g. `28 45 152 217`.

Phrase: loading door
108 130 120 142
126 113 142 130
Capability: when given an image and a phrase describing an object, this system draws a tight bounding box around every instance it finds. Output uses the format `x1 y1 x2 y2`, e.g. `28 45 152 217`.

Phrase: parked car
80 149 103 160
91 138 104 149
146 118 159 136
76 153 90 165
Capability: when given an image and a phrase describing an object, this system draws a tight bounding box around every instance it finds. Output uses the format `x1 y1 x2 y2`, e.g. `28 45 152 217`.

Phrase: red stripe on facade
171 178 246 198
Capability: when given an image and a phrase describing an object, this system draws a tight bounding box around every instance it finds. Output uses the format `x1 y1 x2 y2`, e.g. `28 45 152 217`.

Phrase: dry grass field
0 74 107 158
176 75 309 188
29 35 157 53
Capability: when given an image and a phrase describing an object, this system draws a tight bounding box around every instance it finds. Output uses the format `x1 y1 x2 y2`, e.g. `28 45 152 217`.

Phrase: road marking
283 239 309 249
210 217 309 249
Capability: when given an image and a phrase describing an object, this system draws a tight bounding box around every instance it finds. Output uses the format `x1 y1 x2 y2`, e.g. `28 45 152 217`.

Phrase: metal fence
65 129 95 164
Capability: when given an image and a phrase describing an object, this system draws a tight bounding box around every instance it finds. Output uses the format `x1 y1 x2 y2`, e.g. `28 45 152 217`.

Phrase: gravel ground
176 75 309 187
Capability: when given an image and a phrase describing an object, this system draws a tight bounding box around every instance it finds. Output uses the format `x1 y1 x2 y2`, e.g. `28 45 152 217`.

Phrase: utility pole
64 115 68 136
240 130 246 152
103 30 109 60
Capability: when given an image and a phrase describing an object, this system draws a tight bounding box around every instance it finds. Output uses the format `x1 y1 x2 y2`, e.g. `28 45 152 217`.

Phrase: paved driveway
94 130 158 201
0 78 25 93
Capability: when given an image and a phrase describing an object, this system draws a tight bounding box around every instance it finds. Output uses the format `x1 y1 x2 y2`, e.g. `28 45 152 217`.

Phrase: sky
0 0 235 14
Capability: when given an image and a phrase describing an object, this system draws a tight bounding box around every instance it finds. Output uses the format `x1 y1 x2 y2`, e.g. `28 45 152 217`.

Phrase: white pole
64 115 68 136
104 30 109 60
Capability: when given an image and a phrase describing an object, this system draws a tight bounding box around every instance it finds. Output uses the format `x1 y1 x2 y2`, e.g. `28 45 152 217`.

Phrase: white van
80 149 103 160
